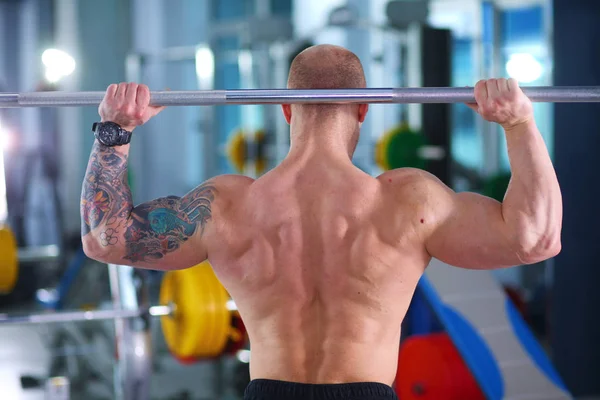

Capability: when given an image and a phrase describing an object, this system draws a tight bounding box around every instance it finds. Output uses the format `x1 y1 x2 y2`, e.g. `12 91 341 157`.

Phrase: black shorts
244 379 398 400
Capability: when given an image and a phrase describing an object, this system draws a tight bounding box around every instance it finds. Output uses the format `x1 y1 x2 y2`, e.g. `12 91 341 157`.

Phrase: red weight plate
395 333 484 400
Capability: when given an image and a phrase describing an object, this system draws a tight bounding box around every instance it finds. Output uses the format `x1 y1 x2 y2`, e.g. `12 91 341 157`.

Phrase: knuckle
482 102 496 112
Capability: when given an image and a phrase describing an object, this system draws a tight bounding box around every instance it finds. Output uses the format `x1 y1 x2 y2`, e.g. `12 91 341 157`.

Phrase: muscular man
81 45 562 400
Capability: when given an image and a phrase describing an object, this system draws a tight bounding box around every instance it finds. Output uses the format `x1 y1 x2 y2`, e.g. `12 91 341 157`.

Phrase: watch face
99 123 121 145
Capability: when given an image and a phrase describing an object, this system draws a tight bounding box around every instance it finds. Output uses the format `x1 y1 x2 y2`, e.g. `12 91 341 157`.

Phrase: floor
0 321 243 400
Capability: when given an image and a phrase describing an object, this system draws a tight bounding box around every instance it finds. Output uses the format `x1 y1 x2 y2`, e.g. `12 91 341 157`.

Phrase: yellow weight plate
195 264 213 357
198 266 217 355
0 224 18 293
375 130 394 171
195 261 231 357
159 268 203 359
226 130 247 173
160 261 232 361
213 271 231 353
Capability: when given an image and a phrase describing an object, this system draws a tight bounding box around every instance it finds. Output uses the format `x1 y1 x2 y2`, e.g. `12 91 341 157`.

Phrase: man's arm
81 141 216 269
425 78 562 269
80 82 213 270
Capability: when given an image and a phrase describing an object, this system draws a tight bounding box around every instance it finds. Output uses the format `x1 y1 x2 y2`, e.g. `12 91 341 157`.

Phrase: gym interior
0 0 599 399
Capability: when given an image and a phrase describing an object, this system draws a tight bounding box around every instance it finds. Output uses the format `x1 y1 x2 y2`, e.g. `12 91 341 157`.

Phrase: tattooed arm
81 82 218 269
81 141 217 269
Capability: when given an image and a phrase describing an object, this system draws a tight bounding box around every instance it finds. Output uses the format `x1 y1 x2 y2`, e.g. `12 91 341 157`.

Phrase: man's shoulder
211 174 255 188
207 174 254 200
376 168 445 193
376 169 455 235
198 175 254 218
375 168 454 214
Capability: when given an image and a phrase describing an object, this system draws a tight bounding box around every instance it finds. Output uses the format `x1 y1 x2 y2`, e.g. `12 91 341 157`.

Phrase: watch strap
117 127 132 145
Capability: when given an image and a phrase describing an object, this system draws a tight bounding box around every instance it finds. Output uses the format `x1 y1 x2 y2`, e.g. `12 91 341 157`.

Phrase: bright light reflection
506 53 543 83
236 349 250 364
42 48 76 83
195 47 215 81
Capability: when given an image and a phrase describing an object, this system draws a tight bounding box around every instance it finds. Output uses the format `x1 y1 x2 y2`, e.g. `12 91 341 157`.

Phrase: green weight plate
385 129 427 170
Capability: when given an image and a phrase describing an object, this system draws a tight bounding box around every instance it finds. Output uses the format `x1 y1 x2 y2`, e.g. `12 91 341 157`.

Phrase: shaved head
287 45 367 120
288 44 366 90
283 45 368 155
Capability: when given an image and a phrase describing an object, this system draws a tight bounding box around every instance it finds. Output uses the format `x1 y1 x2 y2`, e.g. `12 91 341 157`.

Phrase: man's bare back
205 161 431 385
82 45 562 399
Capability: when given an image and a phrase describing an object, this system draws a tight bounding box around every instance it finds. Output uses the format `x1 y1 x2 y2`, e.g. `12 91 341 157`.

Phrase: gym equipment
48 323 114 394
375 124 427 171
0 224 18 293
254 129 266 175
18 245 61 264
36 247 87 310
227 130 248 173
0 224 61 295
160 261 246 362
419 259 572 399
1 86 600 107
0 304 173 324
396 333 484 399
226 129 267 175
0 261 245 363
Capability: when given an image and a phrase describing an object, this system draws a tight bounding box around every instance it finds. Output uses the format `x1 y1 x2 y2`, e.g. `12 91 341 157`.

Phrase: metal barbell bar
0 299 239 326
1 86 600 107
0 304 174 325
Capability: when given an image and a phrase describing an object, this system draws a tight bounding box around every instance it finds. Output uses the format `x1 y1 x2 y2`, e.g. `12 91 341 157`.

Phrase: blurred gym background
0 0 598 399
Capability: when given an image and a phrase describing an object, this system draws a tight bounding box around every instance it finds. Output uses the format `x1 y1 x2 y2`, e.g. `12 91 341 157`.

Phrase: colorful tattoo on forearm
80 142 131 240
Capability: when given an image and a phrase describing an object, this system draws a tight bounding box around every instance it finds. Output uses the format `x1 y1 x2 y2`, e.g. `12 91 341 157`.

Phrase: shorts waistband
244 379 397 400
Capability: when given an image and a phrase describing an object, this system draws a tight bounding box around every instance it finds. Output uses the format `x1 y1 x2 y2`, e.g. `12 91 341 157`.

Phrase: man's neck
288 121 356 163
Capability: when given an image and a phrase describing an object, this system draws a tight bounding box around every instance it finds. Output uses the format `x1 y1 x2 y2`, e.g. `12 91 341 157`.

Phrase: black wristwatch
92 122 132 147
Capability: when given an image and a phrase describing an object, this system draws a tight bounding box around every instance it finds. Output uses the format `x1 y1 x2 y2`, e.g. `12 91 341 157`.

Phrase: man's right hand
98 82 165 132
467 78 534 131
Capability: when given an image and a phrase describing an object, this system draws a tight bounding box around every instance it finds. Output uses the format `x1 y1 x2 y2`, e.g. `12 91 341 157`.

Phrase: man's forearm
80 141 133 244
502 120 562 262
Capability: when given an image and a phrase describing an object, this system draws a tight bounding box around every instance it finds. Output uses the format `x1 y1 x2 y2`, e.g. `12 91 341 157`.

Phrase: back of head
287 45 366 120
